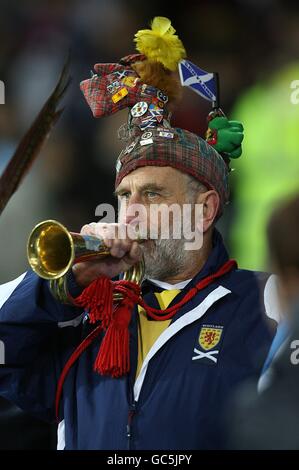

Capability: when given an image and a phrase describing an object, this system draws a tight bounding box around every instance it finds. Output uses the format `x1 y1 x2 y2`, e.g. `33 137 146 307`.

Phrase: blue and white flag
178 59 217 103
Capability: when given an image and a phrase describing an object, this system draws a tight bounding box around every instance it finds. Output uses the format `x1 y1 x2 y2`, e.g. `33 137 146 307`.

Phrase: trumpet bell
27 220 145 292
27 219 109 280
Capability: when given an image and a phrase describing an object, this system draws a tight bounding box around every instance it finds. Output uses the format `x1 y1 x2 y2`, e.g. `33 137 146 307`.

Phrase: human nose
124 206 143 226
125 196 148 228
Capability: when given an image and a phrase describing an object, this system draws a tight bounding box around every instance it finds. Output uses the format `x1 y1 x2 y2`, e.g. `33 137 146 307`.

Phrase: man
0 17 275 450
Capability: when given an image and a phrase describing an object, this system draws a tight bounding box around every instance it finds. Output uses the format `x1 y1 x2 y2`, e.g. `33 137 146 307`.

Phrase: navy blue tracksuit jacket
0 230 275 449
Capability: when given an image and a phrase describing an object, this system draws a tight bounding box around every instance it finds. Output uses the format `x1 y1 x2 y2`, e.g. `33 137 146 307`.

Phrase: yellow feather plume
134 16 186 71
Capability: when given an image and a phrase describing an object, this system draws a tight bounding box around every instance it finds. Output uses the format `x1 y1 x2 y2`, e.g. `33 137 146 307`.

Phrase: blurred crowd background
0 0 299 282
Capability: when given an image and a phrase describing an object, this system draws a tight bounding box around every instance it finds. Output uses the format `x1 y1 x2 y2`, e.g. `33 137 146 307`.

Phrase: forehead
116 166 186 189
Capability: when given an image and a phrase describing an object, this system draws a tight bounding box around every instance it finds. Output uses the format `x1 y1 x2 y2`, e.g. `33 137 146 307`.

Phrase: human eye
145 191 160 200
118 191 131 200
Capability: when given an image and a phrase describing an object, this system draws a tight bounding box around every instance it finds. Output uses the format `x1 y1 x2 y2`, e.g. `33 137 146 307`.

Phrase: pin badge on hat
139 117 156 130
141 84 158 96
123 140 137 154
116 159 122 172
149 103 161 111
141 131 153 140
140 129 154 145
140 138 153 146
112 87 128 103
157 90 168 103
122 76 138 88
115 70 130 80
159 131 174 138
107 80 121 94
131 101 148 117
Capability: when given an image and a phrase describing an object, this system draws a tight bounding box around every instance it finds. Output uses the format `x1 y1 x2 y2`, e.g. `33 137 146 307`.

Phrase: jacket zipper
126 400 137 449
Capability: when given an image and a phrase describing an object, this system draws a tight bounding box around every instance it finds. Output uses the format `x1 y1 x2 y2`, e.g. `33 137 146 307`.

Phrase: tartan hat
115 126 229 215
80 54 230 215
80 17 231 216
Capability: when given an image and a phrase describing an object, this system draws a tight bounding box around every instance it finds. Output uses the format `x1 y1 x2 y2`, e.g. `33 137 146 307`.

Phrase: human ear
196 190 220 233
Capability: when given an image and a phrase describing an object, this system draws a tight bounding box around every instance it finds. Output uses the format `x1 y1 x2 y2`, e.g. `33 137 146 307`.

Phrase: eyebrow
114 183 166 197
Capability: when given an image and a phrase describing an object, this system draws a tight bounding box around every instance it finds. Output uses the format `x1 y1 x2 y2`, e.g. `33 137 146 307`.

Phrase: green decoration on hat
206 116 244 159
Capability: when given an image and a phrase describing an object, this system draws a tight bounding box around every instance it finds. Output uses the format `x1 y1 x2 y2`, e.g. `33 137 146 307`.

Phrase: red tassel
73 276 113 328
94 297 134 377
71 276 141 378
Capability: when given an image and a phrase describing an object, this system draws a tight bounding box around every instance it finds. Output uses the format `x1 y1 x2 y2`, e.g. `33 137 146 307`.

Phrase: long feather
0 58 71 215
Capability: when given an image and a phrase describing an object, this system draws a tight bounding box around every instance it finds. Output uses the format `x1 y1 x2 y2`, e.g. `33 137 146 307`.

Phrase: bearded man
0 17 276 450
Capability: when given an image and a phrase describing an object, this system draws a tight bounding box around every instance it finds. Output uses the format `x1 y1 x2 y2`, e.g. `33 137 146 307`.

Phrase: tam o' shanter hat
80 16 236 215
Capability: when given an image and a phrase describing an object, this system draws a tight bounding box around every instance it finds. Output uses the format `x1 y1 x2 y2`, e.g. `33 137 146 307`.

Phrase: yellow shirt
136 289 181 379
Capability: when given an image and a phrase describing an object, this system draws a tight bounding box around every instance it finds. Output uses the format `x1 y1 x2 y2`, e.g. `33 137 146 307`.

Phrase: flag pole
211 71 226 118
212 71 220 110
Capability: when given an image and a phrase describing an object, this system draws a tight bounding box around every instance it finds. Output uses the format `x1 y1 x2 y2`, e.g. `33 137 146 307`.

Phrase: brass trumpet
27 220 144 303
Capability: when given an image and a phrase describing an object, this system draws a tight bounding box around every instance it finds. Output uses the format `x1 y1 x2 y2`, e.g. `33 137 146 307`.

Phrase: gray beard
140 237 191 281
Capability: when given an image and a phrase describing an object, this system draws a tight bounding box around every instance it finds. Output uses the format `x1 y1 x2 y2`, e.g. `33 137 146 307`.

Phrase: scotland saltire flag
178 59 218 104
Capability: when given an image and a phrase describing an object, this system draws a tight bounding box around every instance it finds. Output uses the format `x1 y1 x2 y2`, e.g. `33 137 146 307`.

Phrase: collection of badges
106 69 171 136
139 128 175 146
106 67 177 173
115 125 175 173
130 85 169 132
106 69 137 103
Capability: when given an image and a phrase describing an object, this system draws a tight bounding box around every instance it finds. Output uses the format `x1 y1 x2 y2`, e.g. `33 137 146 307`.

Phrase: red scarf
55 258 237 420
